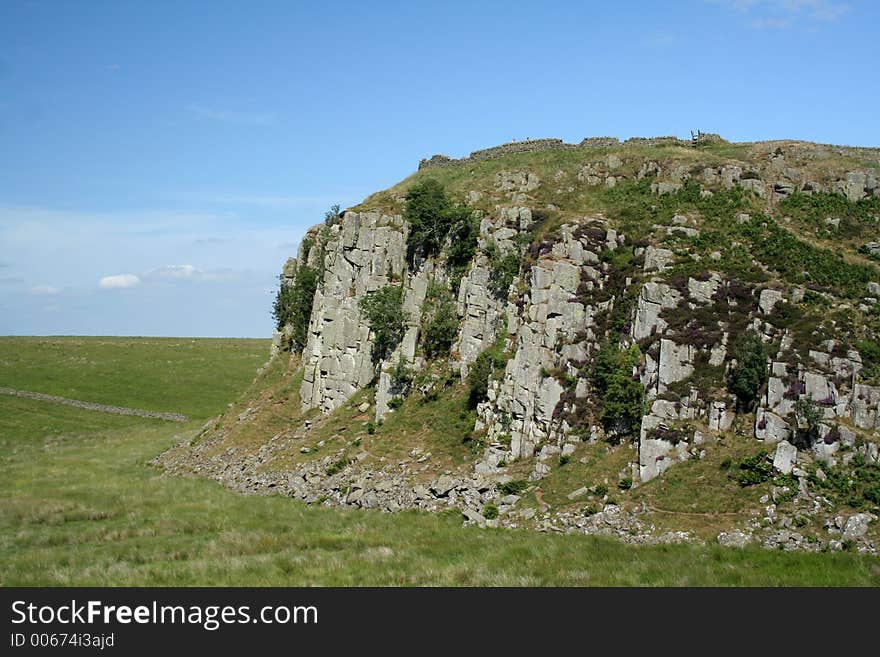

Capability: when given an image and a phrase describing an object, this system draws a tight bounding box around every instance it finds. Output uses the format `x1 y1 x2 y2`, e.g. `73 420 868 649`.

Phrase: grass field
1 337 879 586
0 336 268 419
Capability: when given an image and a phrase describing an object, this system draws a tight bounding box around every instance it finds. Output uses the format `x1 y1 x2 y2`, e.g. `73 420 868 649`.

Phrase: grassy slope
2 337 879 585
0 336 269 419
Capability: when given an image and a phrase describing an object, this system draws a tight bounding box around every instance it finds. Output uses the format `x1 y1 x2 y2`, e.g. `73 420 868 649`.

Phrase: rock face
478 222 612 461
453 206 529 370
632 282 680 340
203 137 880 555
300 211 409 415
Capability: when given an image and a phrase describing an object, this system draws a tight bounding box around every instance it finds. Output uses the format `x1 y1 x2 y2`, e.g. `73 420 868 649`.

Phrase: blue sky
1 0 877 337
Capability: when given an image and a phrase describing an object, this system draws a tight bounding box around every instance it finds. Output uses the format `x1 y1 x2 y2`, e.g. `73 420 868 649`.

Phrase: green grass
3 415 879 586
0 336 269 420
2 337 879 586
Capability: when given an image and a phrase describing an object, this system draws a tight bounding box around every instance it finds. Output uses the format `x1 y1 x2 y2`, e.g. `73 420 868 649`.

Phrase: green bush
326 457 348 476
808 456 880 510
272 265 318 351
421 282 459 359
734 451 773 487
590 341 621 391
390 356 414 390
618 477 633 491
482 503 499 520
447 215 479 280
734 213 877 298
857 339 880 381
467 344 508 408
359 285 406 363
780 192 880 240
559 455 571 467
591 342 644 436
728 331 766 411
593 484 609 497
794 397 823 447
485 240 521 299
601 374 645 437
323 203 343 227
388 396 404 410
404 179 476 267
498 480 529 496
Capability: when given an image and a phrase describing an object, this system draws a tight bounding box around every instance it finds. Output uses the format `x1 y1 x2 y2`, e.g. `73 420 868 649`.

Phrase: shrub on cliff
590 342 644 437
446 214 479 281
727 331 766 411
405 179 476 268
599 367 644 437
272 265 318 351
485 240 520 299
359 284 406 363
468 344 508 408
323 203 343 227
421 281 459 359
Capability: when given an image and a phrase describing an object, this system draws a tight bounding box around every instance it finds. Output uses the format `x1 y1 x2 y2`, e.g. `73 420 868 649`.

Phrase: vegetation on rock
404 178 476 267
421 281 459 359
272 266 318 351
359 284 406 363
727 331 767 411
591 342 645 437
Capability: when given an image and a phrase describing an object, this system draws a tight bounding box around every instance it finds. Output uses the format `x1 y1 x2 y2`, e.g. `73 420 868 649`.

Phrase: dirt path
0 387 188 422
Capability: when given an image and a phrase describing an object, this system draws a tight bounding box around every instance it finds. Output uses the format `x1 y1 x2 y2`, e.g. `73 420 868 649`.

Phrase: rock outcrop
162 135 880 554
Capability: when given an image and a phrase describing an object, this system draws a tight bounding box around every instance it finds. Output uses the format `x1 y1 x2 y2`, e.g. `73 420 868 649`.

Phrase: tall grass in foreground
1 337 878 586
1 397 878 585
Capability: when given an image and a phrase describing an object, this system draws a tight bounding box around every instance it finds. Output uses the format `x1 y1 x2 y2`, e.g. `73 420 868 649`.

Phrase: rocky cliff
160 135 880 553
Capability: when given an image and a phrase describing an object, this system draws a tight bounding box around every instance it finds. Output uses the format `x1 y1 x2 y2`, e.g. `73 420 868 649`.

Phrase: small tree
404 179 476 269
485 239 521 299
421 281 459 359
467 346 507 408
728 331 767 411
405 179 451 262
446 213 479 280
794 397 823 448
324 204 343 227
593 344 644 437
272 265 318 351
359 285 406 363
389 356 414 391
590 341 621 392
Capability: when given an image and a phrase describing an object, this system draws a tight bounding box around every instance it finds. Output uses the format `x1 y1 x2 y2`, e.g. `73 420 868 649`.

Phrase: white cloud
151 264 198 279
143 264 250 284
192 237 233 246
99 274 140 289
29 285 58 295
0 203 311 335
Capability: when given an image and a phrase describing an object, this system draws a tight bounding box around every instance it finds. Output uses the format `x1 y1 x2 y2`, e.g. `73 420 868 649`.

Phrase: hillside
158 134 880 553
